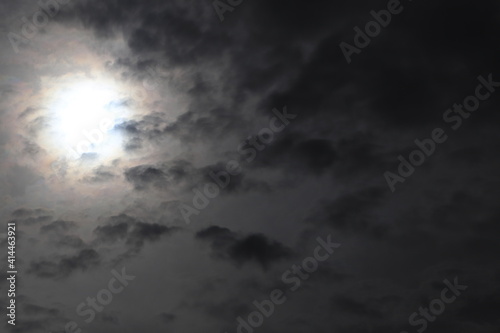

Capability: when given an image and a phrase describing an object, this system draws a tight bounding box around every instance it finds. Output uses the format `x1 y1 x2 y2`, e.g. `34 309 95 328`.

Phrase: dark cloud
196 226 292 270
158 312 176 325
94 220 129 243
17 106 41 119
28 249 101 279
307 187 389 238
12 208 52 218
124 159 270 195
93 213 179 261
116 104 248 146
331 295 385 319
22 139 42 156
229 234 293 269
81 166 118 183
23 303 59 317
248 134 337 177
53 235 86 249
124 165 170 191
10 208 53 226
35 220 87 251
161 107 248 144
40 220 77 234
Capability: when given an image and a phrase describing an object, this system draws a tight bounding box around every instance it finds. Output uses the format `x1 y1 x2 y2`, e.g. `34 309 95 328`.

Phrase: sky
0 0 500 332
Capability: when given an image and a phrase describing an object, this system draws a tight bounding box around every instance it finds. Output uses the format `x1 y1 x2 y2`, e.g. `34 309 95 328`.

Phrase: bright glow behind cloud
46 79 129 160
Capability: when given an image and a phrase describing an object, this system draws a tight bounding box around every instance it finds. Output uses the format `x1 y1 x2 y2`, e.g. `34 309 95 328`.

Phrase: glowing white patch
48 80 128 160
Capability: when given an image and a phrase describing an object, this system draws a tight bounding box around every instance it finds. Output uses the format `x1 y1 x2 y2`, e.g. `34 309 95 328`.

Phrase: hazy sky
1 1 500 333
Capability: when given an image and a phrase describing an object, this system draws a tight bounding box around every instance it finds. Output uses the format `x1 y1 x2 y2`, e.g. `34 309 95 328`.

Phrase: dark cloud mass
28 249 101 279
93 213 179 261
196 226 293 269
1 0 499 332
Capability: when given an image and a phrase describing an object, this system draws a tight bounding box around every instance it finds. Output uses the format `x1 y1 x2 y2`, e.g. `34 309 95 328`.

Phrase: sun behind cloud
44 77 131 161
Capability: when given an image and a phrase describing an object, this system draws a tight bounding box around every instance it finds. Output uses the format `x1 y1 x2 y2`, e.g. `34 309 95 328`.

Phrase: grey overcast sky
1 0 500 333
